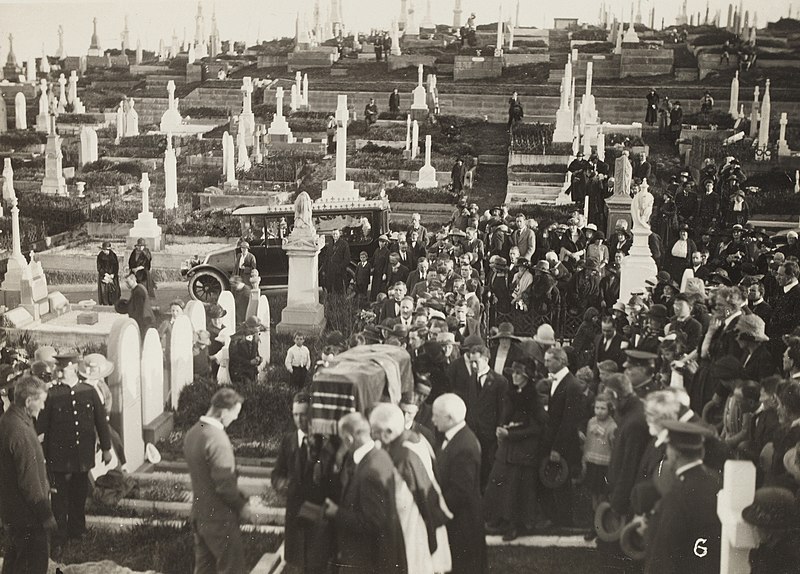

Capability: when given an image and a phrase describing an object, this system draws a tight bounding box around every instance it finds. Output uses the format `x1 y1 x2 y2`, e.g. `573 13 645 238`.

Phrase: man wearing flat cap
645 420 721 574
37 354 112 545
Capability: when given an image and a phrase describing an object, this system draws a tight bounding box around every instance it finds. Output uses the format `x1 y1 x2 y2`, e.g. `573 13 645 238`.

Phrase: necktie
299 436 308 474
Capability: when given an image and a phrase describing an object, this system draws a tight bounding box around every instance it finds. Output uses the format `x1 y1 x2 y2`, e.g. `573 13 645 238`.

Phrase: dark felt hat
594 502 625 542
489 322 520 341
742 487 800 530
539 452 569 489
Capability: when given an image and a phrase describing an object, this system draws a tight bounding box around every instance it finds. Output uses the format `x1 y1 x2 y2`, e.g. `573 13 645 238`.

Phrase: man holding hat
645 420 721 574
37 354 112 544
96 241 120 306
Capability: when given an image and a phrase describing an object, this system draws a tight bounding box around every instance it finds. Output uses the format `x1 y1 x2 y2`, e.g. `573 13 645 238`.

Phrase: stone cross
68 71 78 104
275 87 285 118
57 74 67 113
140 173 151 214
749 86 760 139
779 113 790 156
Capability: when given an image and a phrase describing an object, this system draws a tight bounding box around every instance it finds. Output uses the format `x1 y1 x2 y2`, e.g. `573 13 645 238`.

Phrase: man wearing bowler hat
645 420 721 574
36 354 112 545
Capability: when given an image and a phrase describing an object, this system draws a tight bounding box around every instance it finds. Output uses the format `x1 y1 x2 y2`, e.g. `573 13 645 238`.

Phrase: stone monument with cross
164 134 178 209
321 95 359 202
239 76 256 145
36 80 50 134
266 87 295 143
127 173 163 250
159 80 184 133
276 192 326 336
57 74 67 113
41 117 67 196
410 64 428 120
417 134 438 189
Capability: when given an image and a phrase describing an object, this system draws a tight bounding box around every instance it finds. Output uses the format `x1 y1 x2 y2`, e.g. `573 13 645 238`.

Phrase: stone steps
132 469 269 497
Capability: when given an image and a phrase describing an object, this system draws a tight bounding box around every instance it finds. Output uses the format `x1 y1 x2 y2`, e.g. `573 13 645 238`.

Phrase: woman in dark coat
128 238 156 297
645 88 660 125
97 241 120 306
483 361 546 540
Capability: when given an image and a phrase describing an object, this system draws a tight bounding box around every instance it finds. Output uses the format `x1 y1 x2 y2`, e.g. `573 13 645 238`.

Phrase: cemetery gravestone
184 300 207 333
107 317 145 472
169 315 194 409
140 328 165 425
256 295 271 366
217 290 236 334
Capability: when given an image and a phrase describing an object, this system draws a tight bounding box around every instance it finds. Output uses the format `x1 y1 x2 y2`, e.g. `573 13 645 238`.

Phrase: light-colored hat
436 332 456 344
735 314 769 342
78 353 115 379
533 324 557 346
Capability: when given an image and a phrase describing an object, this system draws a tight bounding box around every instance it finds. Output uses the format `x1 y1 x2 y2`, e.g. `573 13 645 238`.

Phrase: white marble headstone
184 300 207 332
217 290 236 333
107 317 145 472
169 315 194 409
256 295 271 366
140 327 165 425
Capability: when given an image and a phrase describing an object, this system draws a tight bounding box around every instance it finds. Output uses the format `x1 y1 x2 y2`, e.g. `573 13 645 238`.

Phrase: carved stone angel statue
631 178 654 233
293 191 315 232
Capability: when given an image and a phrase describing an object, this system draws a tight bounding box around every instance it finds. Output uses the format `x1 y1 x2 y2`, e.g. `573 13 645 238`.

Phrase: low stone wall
502 53 550 67
620 48 674 77
287 50 337 71
453 56 503 81
386 54 437 72
257 55 289 68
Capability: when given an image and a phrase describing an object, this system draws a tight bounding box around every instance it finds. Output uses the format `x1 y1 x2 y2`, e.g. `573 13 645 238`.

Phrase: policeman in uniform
36 354 112 543
623 350 663 398
644 420 722 574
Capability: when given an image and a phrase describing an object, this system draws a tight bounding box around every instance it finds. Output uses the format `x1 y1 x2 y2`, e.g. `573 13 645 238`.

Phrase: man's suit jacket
128 283 155 334
396 250 414 271
377 297 401 323
767 284 800 340
405 269 424 293
544 372 584 470
386 264 410 288
184 419 247 525
334 447 406 574
513 228 536 260
455 370 508 443
437 425 486 574
452 318 481 344
445 357 471 401
592 333 626 371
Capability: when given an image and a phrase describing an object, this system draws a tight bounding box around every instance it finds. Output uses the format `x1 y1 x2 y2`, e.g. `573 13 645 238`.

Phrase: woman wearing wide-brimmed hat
743 487 800 574
96 241 120 306
483 361 547 541
128 237 156 297
488 322 522 375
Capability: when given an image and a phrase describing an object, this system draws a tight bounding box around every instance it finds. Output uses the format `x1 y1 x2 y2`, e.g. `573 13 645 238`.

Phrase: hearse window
314 213 373 244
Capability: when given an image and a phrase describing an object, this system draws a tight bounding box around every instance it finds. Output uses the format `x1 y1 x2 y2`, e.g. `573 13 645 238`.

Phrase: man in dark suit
432 394 486 574
386 253 410 288
767 261 800 358
446 334 481 404
37 355 112 545
745 280 772 325
122 270 155 335
453 342 508 490
592 316 626 372
184 388 252 573
323 413 406 574
405 257 429 293
645 420 721 574
378 282 407 323
328 229 351 294
272 393 337 573
0 376 57 573
370 235 391 300
541 347 584 526
396 239 415 271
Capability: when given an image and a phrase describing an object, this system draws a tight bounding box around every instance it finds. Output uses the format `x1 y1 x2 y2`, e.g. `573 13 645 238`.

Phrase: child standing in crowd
284 332 311 388
582 393 617 541
354 251 372 308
